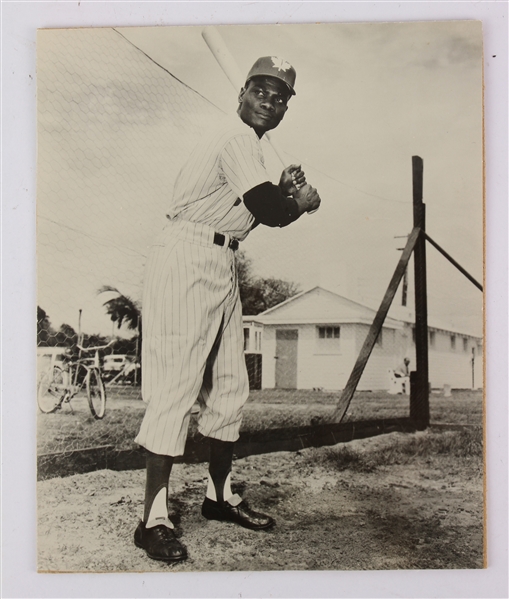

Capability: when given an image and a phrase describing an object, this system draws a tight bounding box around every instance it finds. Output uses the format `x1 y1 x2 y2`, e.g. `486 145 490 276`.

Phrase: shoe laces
153 525 175 542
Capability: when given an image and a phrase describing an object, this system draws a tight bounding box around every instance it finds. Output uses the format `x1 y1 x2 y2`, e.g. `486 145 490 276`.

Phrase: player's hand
294 183 321 215
279 164 306 196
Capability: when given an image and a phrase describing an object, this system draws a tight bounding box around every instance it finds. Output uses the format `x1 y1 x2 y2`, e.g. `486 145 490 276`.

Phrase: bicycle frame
65 359 91 401
37 340 112 418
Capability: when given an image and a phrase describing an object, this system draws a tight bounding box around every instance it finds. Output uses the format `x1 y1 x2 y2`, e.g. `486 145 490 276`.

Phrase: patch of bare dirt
37 432 484 573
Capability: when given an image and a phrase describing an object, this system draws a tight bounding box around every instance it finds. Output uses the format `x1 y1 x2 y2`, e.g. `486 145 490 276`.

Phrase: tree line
36 306 138 356
38 252 298 354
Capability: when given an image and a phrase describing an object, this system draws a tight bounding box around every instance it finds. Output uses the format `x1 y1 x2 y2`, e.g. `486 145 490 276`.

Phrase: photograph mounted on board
36 21 484 573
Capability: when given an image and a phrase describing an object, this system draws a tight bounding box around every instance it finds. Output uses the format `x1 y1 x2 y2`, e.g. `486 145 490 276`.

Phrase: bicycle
37 341 112 419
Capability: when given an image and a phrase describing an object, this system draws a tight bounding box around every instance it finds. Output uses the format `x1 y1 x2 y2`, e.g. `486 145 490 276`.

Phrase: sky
37 21 483 338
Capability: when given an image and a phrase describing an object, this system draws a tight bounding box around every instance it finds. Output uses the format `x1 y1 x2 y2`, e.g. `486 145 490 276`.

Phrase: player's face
238 77 290 137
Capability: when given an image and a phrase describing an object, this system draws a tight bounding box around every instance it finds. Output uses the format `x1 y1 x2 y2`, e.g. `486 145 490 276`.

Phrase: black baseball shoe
201 495 275 530
134 519 187 562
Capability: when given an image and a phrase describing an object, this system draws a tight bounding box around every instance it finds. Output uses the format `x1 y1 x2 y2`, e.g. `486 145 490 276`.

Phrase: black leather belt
213 232 239 251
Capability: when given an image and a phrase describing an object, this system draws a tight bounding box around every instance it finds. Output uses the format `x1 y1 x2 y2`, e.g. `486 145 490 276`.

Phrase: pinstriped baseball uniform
168 116 268 240
135 116 271 457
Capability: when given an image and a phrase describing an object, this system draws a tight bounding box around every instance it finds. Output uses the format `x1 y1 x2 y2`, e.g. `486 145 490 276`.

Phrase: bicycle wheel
37 366 65 413
87 368 106 419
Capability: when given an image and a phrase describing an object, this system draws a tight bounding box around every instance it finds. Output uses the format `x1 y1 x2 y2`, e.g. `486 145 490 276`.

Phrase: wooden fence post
410 156 430 429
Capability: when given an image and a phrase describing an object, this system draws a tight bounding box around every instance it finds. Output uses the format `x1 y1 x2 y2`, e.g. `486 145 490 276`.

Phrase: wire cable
112 28 227 116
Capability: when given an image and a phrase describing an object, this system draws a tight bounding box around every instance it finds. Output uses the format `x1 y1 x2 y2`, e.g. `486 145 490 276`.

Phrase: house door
275 329 298 389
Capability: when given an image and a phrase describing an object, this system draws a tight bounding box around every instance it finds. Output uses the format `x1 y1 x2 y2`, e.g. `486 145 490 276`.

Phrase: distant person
133 56 321 563
394 357 410 379
393 357 410 394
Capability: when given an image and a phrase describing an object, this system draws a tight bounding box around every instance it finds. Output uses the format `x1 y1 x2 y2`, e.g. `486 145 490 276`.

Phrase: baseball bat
201 26 317 210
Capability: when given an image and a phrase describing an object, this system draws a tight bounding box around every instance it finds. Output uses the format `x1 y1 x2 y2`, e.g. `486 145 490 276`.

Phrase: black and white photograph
2 2 507 597
35 20 485 573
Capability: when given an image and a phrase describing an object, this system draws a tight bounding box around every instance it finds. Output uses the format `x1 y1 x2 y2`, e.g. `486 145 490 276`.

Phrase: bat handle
293 178 319 215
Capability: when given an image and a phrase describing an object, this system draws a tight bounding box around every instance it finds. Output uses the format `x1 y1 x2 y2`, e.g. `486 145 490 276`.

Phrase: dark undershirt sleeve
243 181 300 228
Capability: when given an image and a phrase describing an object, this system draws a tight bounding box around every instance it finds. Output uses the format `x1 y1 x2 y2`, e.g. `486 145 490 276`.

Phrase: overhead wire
115 30 409 207
38 215 149 259
283 151 410 205
112 28 227 116
42 32 412 264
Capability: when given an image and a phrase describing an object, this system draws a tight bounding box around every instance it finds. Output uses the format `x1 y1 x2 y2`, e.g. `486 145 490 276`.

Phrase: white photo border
2 2 507 598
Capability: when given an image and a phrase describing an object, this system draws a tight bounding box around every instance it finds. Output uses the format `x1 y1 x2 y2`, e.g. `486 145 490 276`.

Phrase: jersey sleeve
243 182 300 228
219 134 270 198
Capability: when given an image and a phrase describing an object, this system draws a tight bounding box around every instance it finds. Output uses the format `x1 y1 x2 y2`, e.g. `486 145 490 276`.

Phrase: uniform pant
135 218 249 457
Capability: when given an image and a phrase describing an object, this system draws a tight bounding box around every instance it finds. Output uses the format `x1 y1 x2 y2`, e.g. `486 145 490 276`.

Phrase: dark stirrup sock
143 450 174 523
208 438 235 503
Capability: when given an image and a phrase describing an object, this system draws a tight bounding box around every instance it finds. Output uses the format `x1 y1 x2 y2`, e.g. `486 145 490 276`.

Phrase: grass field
37 388 483 456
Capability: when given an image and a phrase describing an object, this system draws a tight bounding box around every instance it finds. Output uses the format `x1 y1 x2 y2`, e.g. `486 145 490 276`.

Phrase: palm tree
98 286 142 383
98 286 141 333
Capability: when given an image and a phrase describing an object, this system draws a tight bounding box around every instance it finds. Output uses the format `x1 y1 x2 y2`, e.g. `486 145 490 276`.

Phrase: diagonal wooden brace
331 226 421 423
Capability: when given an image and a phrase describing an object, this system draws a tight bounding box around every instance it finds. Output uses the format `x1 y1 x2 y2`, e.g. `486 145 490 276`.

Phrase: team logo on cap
271 57 292 72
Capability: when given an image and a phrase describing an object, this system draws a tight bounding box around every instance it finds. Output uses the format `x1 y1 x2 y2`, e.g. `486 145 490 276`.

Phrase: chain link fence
37 27 482 466
37 27 223 391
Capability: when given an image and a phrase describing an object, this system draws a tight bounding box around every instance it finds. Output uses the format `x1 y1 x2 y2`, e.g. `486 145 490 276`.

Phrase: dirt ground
37 431 484 573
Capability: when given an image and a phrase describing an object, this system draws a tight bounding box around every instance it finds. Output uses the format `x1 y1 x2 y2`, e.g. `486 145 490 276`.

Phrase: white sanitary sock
146 487 173 528
206 472 233 502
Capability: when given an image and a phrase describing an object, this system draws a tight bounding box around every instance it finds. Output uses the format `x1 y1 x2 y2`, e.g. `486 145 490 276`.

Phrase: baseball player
134 56 321 563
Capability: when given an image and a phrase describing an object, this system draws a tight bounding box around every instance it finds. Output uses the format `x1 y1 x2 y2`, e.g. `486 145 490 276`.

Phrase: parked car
103 354 141 385
103 354 129 373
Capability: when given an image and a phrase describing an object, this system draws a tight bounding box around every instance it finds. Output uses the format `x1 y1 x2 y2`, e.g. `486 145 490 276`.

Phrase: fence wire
37 27 222 351
36 28 481 463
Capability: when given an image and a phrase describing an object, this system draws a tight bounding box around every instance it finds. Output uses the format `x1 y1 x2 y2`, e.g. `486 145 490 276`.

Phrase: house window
450 335 456 350
243 328 249 351
318 326 340 339
463 337 468 352
429 330 436 347
316 326 340 353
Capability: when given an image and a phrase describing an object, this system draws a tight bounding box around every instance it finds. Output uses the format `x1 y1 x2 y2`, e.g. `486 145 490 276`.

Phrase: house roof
250 286 404 330
247 286 482 339
384 304 482 338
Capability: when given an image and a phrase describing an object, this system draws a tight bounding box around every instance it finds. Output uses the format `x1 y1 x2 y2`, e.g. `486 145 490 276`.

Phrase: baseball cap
245 56 296 96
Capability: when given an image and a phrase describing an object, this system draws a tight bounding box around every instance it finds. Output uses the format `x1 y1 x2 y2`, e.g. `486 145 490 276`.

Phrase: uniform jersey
167 115 270 241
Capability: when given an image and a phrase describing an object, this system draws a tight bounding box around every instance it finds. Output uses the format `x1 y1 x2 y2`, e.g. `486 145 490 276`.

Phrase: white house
243 287 483 392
